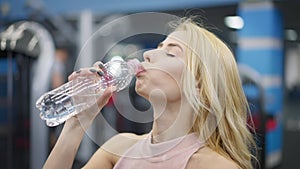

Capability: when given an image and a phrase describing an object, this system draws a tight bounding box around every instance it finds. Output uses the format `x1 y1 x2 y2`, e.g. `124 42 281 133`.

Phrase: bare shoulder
83 133 147 169
186 146 239 169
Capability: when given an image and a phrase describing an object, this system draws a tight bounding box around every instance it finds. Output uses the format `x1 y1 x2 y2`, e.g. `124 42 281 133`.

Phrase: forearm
42 77 114 168
43 117 86 169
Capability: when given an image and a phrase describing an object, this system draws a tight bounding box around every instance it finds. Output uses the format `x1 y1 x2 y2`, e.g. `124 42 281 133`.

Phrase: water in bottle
36 58 140 126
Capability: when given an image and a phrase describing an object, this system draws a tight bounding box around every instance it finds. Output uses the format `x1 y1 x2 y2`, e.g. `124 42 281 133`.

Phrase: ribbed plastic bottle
36 58 140 126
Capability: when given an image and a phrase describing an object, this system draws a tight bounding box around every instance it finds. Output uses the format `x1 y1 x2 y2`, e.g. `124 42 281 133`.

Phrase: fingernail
76 69 81 73
98 63 104 69
89 68 97 73
97 70 104 76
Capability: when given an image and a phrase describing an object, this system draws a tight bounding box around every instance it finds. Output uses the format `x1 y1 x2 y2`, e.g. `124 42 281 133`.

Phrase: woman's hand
43 61 115 169
67 61 116 129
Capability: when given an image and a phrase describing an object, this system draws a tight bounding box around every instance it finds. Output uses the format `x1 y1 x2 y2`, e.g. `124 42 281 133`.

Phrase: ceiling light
224 16 244 30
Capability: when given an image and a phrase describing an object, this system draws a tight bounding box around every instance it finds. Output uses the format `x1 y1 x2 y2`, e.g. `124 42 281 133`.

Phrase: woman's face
135 31 188 102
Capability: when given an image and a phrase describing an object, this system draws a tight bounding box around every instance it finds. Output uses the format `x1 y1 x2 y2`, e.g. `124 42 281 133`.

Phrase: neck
150 98 195 144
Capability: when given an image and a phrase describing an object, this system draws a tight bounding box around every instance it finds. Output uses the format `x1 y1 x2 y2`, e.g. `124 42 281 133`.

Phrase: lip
136 65 146 77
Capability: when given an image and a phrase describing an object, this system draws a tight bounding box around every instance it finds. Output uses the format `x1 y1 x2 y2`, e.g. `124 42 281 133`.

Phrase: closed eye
167 53 176 57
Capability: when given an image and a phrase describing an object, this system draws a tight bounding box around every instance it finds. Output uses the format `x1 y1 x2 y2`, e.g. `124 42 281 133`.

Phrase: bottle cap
111 56 124 61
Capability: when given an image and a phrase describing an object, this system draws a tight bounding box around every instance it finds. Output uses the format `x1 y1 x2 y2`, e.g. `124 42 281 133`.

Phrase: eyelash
167 53 176 57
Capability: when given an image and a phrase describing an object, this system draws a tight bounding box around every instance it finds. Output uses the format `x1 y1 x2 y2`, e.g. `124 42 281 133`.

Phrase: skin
51 49 69 88
43 32 238 169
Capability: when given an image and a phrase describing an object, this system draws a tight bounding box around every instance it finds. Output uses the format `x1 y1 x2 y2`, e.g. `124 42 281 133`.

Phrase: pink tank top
113 133 205 169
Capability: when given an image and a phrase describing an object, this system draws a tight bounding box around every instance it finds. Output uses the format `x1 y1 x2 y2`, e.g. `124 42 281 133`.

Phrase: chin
135 86 149 100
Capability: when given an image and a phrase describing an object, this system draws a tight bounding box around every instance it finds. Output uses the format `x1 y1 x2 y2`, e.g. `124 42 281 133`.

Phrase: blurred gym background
0 0 299 169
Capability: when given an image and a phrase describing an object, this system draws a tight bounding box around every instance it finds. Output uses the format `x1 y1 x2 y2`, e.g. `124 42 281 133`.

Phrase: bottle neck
126 59 140 75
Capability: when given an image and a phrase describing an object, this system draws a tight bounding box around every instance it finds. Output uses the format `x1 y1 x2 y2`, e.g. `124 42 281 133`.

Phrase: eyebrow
157 42 183 52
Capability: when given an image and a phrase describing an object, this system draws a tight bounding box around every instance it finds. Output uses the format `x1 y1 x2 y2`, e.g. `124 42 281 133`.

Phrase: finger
92 61 105 76
97 86 116 108
68 71 77 81
68 68 97 81
93 61 105 69
89 68 104 77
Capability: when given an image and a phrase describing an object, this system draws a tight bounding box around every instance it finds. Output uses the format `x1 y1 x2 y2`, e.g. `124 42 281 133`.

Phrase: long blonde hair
173 18 257 169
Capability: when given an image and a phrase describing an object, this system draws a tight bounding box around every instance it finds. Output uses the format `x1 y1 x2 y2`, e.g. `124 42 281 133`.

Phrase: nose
143 49 158 62
143 50 151 62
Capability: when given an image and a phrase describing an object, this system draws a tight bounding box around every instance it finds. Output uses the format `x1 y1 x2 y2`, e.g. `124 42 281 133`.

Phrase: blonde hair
173 18 257 169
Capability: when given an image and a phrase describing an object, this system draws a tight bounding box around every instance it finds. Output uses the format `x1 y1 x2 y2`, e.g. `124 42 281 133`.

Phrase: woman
43 18 257 169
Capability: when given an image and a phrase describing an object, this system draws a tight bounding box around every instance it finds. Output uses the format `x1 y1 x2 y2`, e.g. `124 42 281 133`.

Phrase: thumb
97 86 116 108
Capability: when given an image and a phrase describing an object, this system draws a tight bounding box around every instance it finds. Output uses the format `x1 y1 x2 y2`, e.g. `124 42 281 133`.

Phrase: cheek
164 64 184 85
157 60 184 79
137 70 180 92
150 69 183 94
135 62 185 99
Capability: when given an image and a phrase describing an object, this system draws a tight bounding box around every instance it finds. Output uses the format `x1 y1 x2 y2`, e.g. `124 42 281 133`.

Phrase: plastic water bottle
36 58 140 127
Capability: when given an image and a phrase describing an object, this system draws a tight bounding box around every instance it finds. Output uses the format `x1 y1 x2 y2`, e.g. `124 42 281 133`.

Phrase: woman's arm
43 66 115 169
43 117 86 169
